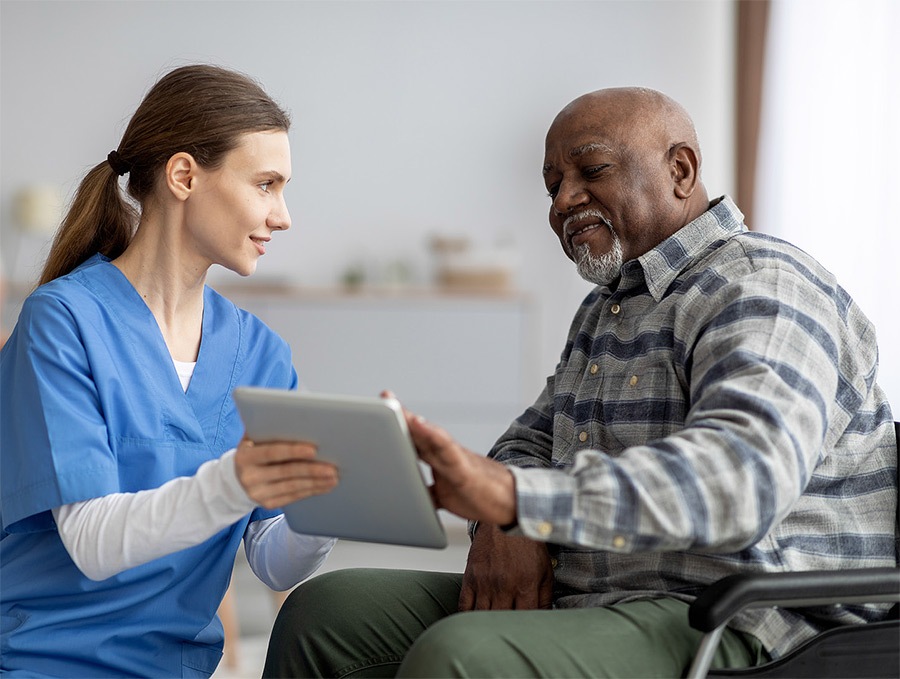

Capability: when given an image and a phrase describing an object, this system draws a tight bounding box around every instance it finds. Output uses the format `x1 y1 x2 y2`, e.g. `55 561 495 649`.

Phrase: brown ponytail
39 65 291 286
38 162 137 286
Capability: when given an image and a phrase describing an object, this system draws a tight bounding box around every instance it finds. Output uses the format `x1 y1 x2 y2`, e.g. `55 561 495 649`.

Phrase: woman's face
183 130 292 277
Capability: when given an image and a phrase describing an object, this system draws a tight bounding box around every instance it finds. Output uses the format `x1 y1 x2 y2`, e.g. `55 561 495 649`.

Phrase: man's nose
553 181 590 215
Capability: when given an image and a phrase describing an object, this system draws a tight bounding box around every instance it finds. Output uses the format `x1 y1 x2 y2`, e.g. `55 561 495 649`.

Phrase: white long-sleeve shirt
53 448 334 588
53 359 334 588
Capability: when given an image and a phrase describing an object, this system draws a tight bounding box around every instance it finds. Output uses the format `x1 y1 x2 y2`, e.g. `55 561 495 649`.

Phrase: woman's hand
234 437 338 509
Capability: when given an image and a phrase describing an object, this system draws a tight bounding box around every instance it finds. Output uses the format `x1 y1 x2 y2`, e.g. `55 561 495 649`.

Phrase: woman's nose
269 195 291 231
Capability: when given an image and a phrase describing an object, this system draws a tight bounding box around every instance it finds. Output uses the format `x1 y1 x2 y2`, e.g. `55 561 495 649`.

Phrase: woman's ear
165 152 197 201
669 143 700 199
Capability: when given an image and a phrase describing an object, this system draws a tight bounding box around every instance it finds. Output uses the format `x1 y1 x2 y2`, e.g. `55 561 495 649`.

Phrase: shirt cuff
509 466 576 543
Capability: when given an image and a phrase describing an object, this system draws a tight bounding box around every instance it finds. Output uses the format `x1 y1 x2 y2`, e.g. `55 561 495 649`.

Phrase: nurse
0 65 339 677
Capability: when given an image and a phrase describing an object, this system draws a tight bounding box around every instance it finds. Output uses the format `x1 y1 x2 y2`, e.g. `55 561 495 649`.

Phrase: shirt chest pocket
600 360 675 406
598 360 686 449
553 359 686 456
113 437 215 492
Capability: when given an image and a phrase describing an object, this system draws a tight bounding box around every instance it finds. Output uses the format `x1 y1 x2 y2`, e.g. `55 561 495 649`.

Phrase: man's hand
459 523 554 611
405 412 517 526
234 438 338 509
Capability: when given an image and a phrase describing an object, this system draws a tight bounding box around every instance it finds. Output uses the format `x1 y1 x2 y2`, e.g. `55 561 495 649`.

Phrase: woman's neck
112 216 207 362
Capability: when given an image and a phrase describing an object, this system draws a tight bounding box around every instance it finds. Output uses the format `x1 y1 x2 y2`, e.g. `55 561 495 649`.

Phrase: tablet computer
232 387 447 549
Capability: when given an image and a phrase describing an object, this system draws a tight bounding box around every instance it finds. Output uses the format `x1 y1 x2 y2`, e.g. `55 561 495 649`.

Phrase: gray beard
573 228 624 286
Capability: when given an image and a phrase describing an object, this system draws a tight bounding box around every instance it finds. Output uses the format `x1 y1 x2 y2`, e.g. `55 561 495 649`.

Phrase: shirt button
613 535 626 549
579 431 588 442
629 375 638 386
538 521 553 536
590 364 599 375
611 303 621 314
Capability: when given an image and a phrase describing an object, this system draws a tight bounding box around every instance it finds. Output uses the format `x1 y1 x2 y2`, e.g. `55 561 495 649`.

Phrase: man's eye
584 165 609 178
546 186 559 199
259 181 273 192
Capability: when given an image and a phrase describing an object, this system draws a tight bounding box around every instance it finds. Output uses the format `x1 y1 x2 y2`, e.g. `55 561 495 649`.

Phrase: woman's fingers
235 436 338 508
238 438 318 463
241 464 339 509
252 474 339 510
241 458 339 485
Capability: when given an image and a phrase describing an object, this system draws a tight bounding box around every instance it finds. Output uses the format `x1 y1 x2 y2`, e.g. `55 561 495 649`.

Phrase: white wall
754 0 900 406
0 0 736 390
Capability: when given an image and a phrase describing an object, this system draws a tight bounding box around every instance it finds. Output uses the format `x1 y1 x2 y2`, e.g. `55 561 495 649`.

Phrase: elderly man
263 88 897 678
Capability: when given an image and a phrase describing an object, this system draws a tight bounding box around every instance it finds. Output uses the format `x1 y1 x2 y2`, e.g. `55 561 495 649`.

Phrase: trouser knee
265 569 463 679
264 569 376 677
398 612 506 679
276 568 365 633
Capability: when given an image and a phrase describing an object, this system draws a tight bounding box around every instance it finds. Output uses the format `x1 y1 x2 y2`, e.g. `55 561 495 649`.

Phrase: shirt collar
610 195 746 301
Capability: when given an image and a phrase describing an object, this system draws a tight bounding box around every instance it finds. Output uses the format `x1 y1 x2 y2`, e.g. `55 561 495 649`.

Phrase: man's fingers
512 588 539 611
471 592 492 611
407 415 451 463
427 484 442 510
458 582 476 612
538 584 554 610
492 593 516 611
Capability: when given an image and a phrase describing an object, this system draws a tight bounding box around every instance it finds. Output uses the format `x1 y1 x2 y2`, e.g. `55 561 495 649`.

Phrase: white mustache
563 209 613 231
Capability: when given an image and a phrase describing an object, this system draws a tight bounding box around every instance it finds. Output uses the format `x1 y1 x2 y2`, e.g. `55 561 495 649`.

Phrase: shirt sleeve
487 381 556 469
52 450 257 581
243 517 335 591
1 292 119 533
513 268 865 553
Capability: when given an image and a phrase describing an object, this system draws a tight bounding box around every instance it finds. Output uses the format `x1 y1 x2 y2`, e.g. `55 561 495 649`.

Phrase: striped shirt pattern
493 196 897 657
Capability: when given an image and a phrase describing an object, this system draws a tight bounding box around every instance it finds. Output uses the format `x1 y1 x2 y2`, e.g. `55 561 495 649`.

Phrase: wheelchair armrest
688 567 900 632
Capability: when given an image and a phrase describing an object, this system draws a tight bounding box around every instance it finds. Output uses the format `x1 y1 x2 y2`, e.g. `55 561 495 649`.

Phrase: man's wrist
498 466 517 526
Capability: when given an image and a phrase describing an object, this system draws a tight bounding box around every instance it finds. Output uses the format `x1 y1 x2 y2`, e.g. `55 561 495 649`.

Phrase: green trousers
263 569 768 678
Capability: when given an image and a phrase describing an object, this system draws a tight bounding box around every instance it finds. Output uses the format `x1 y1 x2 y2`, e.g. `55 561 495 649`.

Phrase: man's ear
165 152 198 201
668 143 700 199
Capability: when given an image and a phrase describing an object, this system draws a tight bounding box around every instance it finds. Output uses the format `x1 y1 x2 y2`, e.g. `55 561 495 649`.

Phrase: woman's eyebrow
255 170 289 183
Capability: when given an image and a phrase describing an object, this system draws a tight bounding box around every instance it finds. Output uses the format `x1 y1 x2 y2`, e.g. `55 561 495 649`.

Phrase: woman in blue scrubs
0 65 339 677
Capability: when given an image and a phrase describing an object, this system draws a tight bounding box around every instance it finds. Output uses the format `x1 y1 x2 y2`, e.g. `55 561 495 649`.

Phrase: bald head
542 87 710 280
551 87 703 175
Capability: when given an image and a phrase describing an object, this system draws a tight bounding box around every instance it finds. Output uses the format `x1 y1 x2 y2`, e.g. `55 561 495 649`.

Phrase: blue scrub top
0 254 296 677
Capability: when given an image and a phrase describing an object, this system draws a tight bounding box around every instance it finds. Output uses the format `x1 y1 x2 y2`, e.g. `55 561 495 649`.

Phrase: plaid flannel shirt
491 196 897 657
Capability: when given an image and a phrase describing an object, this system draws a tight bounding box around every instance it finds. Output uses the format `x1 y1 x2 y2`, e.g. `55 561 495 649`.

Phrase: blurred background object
430 234 518 293
12 184 64 236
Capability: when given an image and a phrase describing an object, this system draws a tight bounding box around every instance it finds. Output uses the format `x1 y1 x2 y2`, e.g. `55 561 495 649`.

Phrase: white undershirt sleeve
244 517 335 591
53 449 257 581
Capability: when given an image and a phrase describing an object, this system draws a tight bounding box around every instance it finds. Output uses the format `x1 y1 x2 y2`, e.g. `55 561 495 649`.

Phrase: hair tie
107 150 130 176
